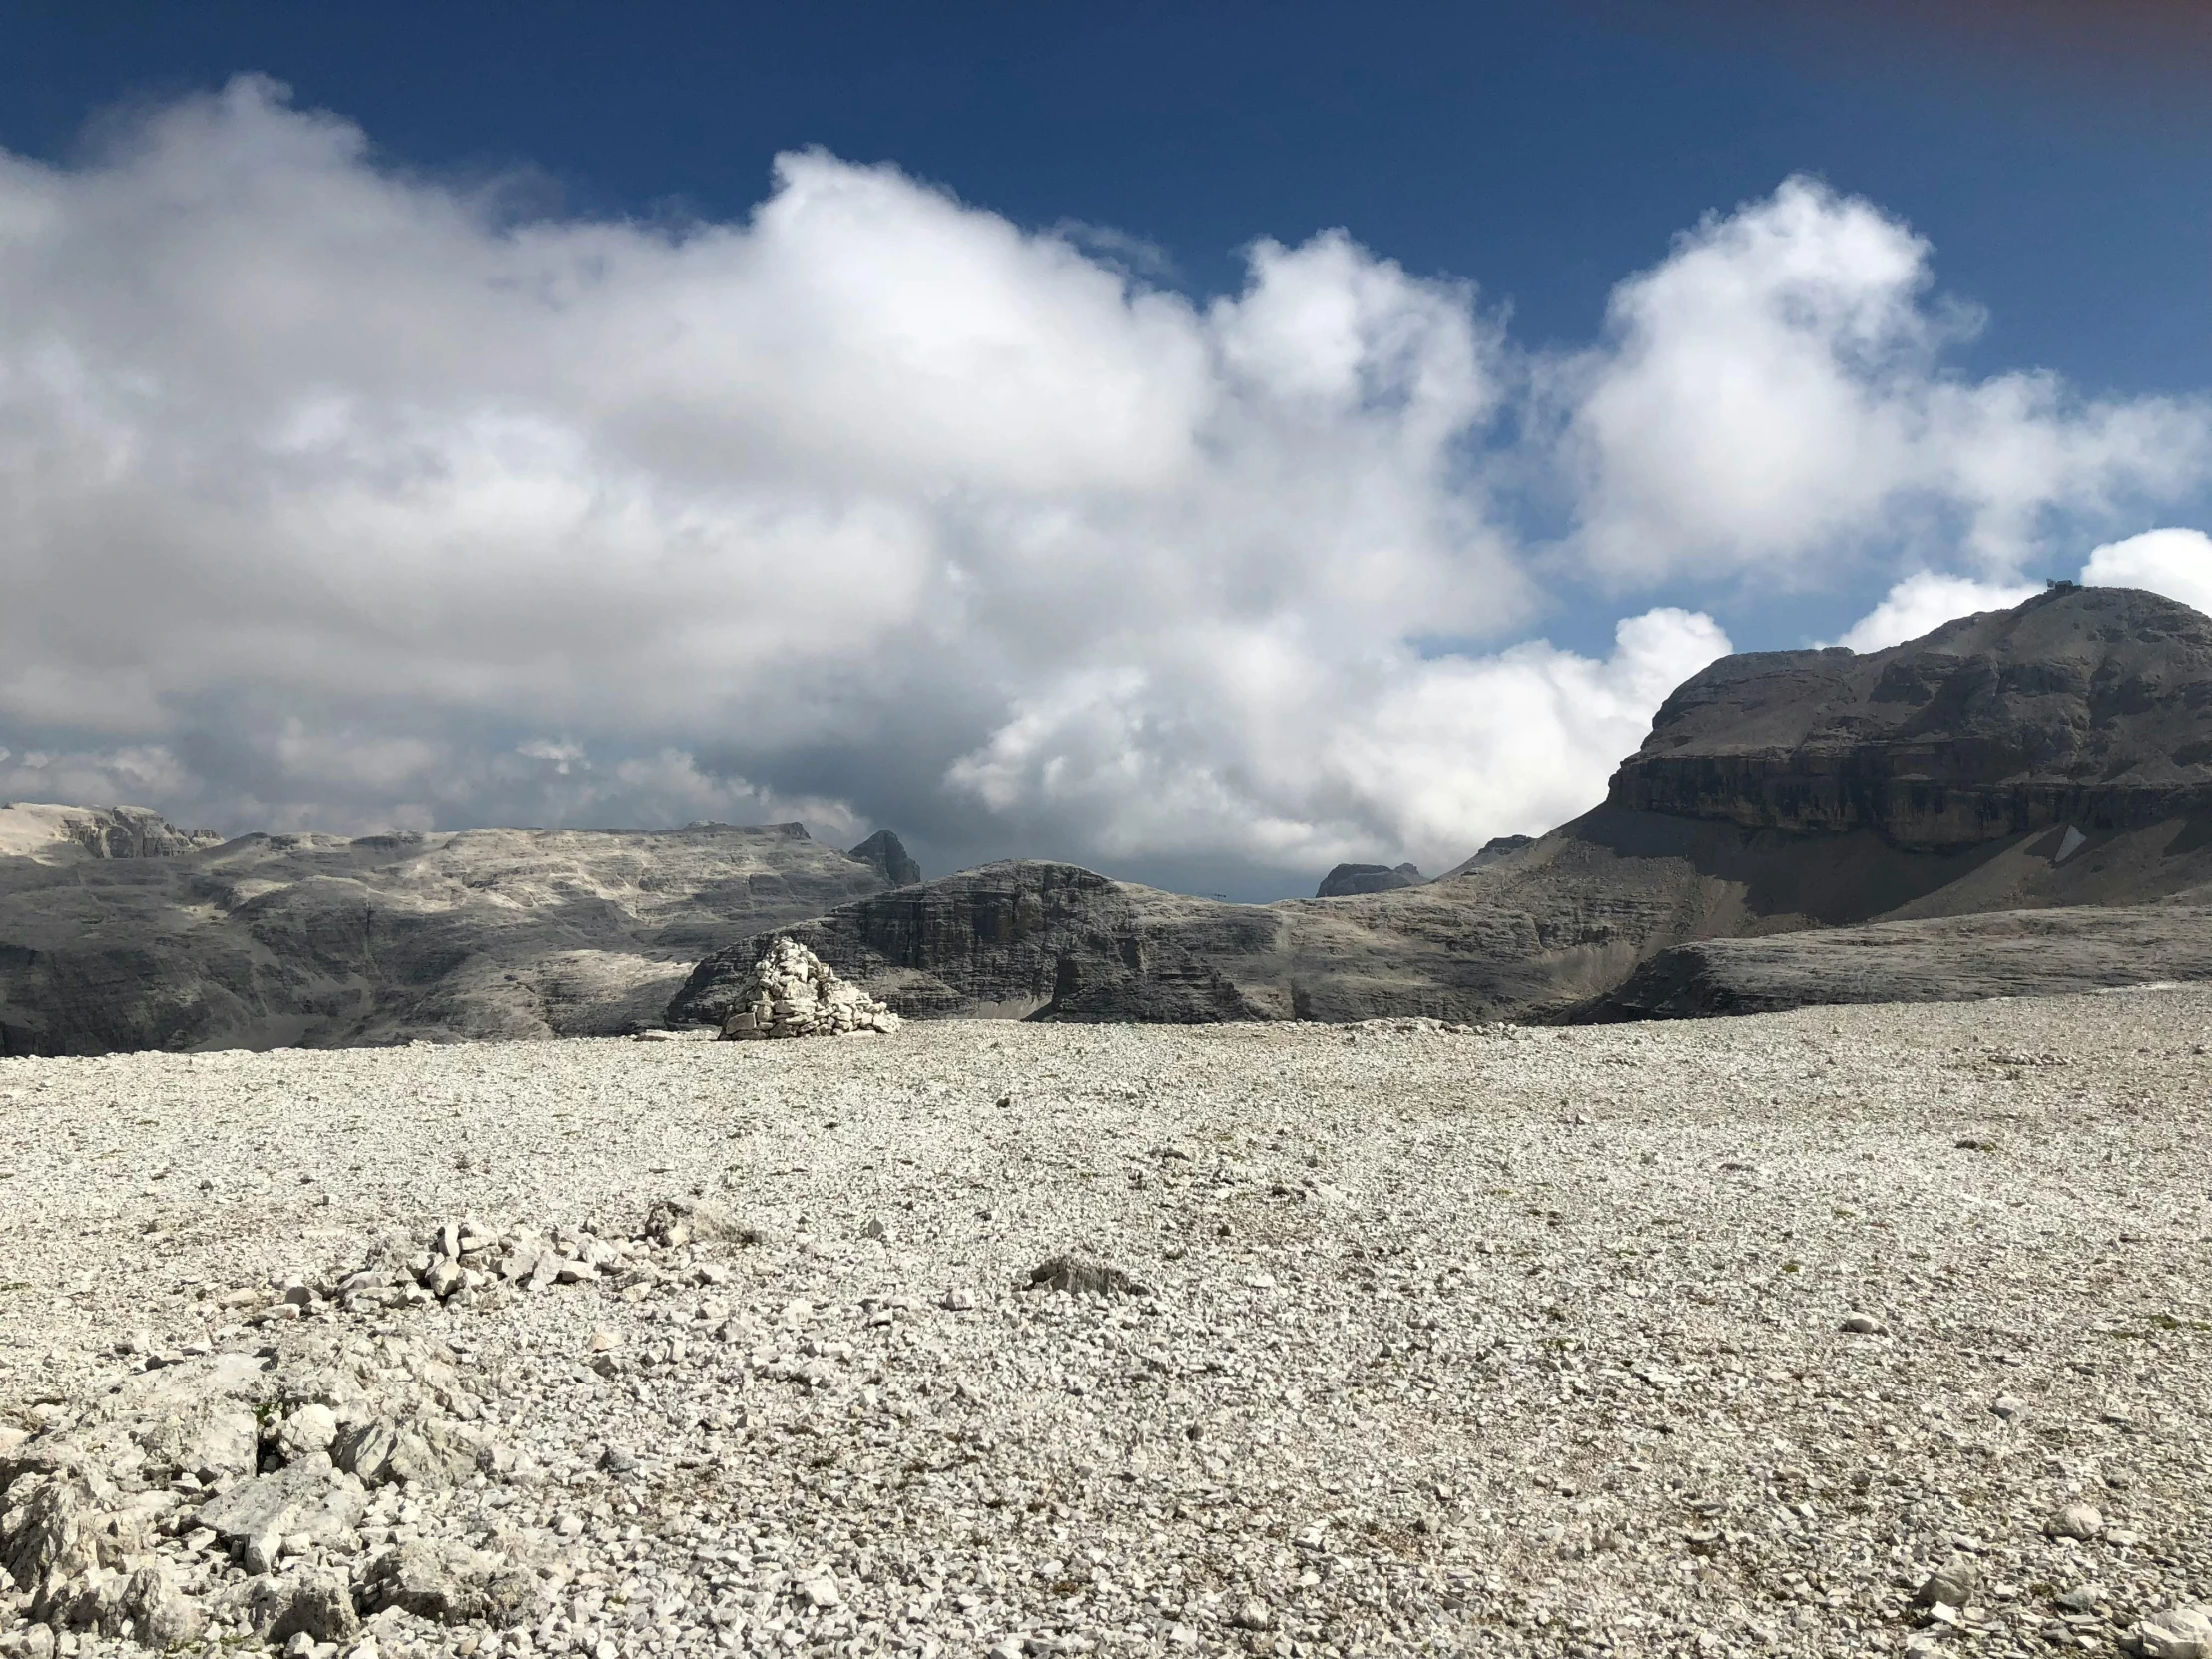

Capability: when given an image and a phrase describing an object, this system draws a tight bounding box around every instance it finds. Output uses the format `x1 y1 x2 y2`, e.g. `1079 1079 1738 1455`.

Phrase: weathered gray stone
276 1404 338 1463
329 1419 400 1486
643 1198 760 1250
2046 1502 2104 1539
105 1563 208 1649
1914 1558 1978 1609
213 1567 360 1643
2139 1603 2212 1659
196 1453 366 1573
0 1474 103 1618
1024 1256 1150 1299
359 1541 540 1628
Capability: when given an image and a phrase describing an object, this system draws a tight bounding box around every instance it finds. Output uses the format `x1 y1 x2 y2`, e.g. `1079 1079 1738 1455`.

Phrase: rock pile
0 1329 535 1658
716 939 899 1040
284 1203 763 1325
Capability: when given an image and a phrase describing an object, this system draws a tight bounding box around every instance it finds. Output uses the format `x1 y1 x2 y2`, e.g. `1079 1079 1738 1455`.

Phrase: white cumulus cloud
1832 526 2212 654
2080 527 2212 616
0 82 2206 888
1833 572 2043 653
1555 177 2211 588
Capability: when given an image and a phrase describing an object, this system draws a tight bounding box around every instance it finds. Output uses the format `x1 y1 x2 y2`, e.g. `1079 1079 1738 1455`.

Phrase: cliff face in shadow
0 814 896 1055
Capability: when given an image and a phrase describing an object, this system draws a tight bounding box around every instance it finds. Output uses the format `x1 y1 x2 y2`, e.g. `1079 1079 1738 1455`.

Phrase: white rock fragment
2046 1503 2105 1540
2139 1603 2212 1659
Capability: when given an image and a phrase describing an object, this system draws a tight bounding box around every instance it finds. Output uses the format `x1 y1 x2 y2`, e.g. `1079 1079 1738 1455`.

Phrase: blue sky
1 2 2209 896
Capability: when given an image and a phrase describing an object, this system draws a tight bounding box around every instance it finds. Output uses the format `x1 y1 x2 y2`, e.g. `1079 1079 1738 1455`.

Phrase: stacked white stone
719 938 899 1040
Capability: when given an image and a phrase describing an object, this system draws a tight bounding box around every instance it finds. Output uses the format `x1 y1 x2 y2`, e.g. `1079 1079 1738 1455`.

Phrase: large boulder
718 938 901 1039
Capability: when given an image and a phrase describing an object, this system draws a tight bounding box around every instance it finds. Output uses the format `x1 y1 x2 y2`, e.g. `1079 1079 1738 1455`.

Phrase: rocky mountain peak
846 829 921 887
1608 584 2212 846
1316 862 1422 898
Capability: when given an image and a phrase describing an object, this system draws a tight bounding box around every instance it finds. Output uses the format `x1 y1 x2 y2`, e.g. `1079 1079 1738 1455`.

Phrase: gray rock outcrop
1575 901 2212 1020
0 818 909 1055
1316 862 1422 898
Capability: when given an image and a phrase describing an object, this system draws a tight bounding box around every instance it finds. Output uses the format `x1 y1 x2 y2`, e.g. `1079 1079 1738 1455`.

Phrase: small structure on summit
719 938 900 1040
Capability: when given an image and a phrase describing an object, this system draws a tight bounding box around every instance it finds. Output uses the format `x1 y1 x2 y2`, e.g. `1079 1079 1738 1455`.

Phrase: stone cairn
718 938 899 1041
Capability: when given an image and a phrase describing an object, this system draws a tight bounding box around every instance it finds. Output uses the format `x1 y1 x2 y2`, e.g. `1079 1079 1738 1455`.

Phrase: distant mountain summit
1611 583 2212 845
847 828 922 887
1316 861 1421 898
0 802 223 862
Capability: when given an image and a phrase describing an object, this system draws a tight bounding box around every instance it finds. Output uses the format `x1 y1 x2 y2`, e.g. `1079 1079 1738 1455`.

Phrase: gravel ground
2 988 2209 1659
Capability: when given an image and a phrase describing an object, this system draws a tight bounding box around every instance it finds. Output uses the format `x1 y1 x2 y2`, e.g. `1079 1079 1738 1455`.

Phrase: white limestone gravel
3 986 2211 1659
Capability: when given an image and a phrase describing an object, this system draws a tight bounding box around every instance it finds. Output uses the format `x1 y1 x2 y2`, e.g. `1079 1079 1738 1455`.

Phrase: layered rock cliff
0 802 224 861
1609 584 2212 846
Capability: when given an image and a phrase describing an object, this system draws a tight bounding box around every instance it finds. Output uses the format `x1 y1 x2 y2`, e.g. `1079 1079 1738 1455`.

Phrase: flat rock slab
197 1453 367 1571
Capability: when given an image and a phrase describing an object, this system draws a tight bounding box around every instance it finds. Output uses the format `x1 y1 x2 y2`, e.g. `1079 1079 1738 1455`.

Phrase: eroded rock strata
1610 583 2212 845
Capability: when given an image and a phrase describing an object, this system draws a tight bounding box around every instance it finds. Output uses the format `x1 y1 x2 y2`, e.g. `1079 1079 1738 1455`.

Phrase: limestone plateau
674 586 2212 1028
0 816 918 1057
